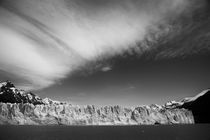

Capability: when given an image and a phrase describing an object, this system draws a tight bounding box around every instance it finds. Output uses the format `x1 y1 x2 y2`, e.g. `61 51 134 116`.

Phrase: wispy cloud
101 66 112 72
0 0 208 90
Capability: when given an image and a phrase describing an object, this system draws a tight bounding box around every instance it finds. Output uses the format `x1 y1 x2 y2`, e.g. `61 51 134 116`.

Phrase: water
0 124 209 140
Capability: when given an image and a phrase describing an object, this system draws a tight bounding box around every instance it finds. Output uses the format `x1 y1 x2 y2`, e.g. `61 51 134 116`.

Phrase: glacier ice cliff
1 81 209 125
0 102 194 125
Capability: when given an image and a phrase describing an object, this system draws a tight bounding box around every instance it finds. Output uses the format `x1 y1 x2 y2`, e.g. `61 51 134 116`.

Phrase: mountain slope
164 89 210 123
0 81 44 105
181 89 210 123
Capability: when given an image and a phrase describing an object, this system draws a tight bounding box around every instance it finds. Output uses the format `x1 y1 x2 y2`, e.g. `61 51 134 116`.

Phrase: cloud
0 0 208 90
101 66 112 72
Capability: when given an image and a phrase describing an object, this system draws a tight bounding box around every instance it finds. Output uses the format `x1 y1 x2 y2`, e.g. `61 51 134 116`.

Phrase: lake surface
0 124 209 140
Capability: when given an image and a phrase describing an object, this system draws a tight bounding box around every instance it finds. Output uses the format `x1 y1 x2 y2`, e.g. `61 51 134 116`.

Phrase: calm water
0 124 209 140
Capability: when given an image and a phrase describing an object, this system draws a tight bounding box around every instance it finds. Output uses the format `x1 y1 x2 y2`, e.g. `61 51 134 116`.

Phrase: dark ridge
181 90 210 123
0 81 44 105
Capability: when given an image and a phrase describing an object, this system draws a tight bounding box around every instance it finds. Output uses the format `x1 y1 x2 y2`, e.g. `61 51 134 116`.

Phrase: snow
0 82 7 88
43 98 61 105
165 100 183 107
27 94 33 100
10 87 17 93
182 89 210 103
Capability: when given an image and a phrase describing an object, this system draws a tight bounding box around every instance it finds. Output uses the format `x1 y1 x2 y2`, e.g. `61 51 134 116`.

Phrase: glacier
0 81 209 125
0 102 194 125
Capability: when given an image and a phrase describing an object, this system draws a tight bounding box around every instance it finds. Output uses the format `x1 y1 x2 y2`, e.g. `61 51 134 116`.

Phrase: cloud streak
0 0 208 90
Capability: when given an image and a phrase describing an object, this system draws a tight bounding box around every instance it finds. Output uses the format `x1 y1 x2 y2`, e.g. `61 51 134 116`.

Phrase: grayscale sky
0 0 210 106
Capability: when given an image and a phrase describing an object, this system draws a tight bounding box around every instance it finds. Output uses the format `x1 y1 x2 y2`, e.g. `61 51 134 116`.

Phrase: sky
0 0 210 106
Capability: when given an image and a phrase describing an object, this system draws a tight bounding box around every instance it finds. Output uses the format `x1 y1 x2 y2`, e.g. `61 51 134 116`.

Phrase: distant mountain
164 89 210 123
0 81 63 106
0 81 208 125
0 81 44 105
181 89 210 123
